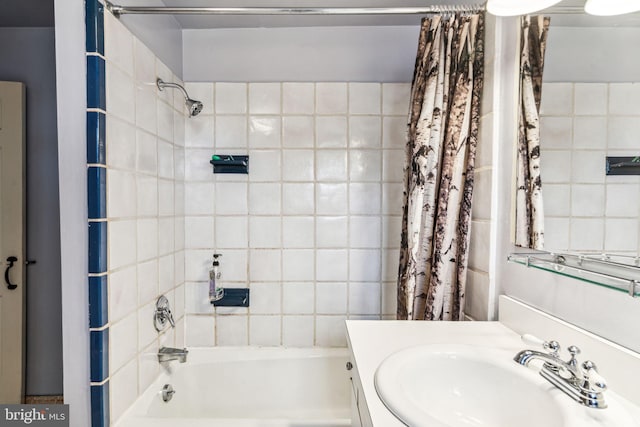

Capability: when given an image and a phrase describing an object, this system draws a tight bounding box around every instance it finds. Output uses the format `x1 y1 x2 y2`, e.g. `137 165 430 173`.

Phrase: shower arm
157 79 190 100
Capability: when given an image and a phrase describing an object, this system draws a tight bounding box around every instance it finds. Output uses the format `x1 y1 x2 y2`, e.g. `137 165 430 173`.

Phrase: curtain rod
105 1 488 17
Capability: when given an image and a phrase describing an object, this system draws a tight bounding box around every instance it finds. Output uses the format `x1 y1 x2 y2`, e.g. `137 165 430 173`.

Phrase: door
0 81 26 403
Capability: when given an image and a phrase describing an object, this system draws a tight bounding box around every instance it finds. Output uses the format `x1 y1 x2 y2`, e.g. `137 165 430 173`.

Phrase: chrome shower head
156 78 203 118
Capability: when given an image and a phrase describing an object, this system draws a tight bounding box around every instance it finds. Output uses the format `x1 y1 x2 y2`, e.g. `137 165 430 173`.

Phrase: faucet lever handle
544 340 561 357
521 334 561 357
582 360 607 392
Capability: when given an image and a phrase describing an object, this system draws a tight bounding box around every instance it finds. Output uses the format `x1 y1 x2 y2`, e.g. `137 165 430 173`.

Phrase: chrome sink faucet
514 336 607 409
158 347 189 363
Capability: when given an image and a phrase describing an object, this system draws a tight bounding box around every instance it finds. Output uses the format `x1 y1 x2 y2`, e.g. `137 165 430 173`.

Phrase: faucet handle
582 360 607 392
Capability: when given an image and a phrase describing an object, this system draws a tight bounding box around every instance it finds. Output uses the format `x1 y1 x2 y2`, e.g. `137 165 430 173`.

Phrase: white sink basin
374 344 639 427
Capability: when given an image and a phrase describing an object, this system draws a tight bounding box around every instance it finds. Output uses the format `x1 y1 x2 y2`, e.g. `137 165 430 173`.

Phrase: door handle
5 256 18 290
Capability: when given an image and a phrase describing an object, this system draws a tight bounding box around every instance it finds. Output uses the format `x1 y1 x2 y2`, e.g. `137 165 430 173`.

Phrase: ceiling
0 0 54 27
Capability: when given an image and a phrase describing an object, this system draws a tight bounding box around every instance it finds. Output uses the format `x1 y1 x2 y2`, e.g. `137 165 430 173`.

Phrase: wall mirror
510 8 640 296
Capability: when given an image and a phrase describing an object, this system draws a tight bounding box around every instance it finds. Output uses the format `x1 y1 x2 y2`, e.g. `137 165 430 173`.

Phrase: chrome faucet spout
158 347 188 363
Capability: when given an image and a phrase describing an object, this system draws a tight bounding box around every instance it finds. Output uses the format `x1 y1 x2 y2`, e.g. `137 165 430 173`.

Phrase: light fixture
487 0 563 16
584 0 640 16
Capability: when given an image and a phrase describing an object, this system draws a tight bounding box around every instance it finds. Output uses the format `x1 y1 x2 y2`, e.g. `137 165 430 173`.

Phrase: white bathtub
115 347 352 427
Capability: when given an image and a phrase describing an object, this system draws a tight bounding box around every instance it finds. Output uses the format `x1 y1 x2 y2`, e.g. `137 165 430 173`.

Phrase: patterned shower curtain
515 16 550 250
397 14 484 321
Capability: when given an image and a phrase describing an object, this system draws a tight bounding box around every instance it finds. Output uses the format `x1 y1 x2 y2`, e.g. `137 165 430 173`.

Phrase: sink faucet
514 338 607 408
158 347 188 363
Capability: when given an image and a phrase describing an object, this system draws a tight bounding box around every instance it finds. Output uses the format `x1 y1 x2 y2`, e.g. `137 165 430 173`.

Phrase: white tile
316 283 347 314
106 116 136 170
215 216 248 249
316 83 347 114
137 218 158 261
108 266 137 322
249 316 282 346
382 183 403 217
608 117 640 150
184 148 213 181
383 117 407 148
606 184 640 217
283 83 314 114
282 150 314 181
571 151 605 184
249 116 281 148
108 170 136 218
382 83 411 116
157 101 174 143
570 218 604 251
158 217 175 255
109 312 138 374
174 148 185 180
109 358 138 423
283 249 315 281
249 150 281 182
382 216 402 249
248 283 281 314
543 218 570 252
185 82 214 116
605 219 638 252
349 249 381 282
282 183 315 214
539 150 571 183
349 282 381 315
316 217 348 248
381 249 400 282
543 184 570 217
468 221 490 272
250 216 281 248
249 249 282 282
539 117 572 150
349 117 382 148
185 115 214 148
540 83 573 116
215 83 247 114
316 150 347 182
316 183 347 215
184 182 214 215
282 116 314 148
471 171 491 221
137 300 157 350
158 254 175 294
316 249 348 281
349 183 381 214
215 182 248 215
133 38 155 84
158 179 175 217
282 316 314 347
137 259 158 305
109 220 137 270
315 316 347 347
215 115 247 148
609 83 640 115
283 283 314 314
155 60 173 105
349 83 381 115
249 183 281 215
138 342 159 394
571 184 605 217
106 63 135 123
477 115 493 168
174 317 185 348
465 270 489 320
216 249 248 282
135 85 157 135
157 140 174 179
174 112 185 147
382 282 398 316
249 83 280 114
174 181 184 217
185 282 211 314
349 216 381 248
186 315 215 346
574 84 607 116
282 216 314 248
216 315 248 346
185 249 214 282
382 149 405 183
136 130 157 175
573 117 606 150
316 116 347 148
349 150 382 181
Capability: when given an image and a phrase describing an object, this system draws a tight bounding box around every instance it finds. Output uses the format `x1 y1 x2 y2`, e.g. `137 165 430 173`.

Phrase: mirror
523 12 640 259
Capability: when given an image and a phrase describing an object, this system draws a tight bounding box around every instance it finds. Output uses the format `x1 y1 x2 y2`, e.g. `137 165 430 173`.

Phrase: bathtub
115 347 352 427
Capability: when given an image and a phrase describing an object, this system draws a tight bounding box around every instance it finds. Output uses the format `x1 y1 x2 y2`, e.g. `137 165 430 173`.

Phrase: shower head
156 78 203 117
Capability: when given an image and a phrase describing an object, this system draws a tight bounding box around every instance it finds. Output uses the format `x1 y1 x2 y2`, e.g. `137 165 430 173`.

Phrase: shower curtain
397 14 484 321
515 16 550 250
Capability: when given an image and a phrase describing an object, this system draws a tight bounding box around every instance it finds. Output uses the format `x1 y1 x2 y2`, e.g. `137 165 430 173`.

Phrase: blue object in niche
86 56 106 111
90 381 110 427
85 0 104 55
88 221 107 274
90 329 109 383
89 276 108 328
87 167 106 219
87 112 106 165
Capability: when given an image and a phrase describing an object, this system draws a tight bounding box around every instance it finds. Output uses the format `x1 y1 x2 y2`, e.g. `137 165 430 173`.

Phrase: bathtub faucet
158 347 189 363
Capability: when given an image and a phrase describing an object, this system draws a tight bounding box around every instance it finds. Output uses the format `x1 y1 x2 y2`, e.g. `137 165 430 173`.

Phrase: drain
162 384 175 402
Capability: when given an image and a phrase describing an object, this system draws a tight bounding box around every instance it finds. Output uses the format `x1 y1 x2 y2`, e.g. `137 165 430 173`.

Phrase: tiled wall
183 82 410 347
87 3 187 425
539 82 640 254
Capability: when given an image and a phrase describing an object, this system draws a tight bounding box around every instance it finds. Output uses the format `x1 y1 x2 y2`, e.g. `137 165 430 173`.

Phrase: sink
374 344 638 427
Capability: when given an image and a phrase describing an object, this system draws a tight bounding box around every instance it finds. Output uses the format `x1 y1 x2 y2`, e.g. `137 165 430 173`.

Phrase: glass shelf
508 252 640 298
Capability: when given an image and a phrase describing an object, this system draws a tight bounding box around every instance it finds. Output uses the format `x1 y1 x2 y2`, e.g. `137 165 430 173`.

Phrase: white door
0 81 26 403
